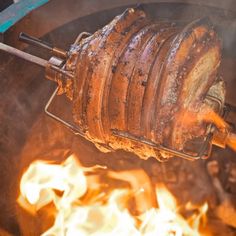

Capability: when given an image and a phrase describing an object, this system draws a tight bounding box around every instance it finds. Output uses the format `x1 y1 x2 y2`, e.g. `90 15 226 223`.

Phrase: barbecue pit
0 1 236 235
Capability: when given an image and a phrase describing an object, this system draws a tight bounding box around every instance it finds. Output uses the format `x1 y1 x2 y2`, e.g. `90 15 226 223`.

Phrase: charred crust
67 7 222 160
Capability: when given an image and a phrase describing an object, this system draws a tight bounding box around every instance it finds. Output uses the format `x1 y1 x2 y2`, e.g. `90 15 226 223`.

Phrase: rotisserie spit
0 7 234 161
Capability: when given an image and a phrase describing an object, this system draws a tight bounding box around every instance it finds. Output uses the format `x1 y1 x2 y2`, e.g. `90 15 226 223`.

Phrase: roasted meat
60 7 223 160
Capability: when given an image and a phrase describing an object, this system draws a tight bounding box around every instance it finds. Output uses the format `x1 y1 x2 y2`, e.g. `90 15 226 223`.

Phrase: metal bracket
44 86 86 137
112 130 212 161
44 31 91 138
45 83 224 160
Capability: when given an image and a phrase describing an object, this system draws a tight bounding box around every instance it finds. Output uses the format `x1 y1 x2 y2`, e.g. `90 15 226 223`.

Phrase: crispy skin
153 19 210 143
101 17 149 139
142 31 179 141
170 44 221 149
65 8 222 160
109 24 162 132
153 18 221 149
85 9 147 142
73 8 146 139
126 24 179 137
72 32 101 129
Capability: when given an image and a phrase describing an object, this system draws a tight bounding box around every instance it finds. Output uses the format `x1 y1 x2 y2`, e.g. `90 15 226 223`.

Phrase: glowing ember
18 155 209 236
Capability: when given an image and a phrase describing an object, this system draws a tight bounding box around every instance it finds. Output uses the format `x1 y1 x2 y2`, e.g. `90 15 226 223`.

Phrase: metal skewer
19 32 67 58
0 41 73 78
0 42 47 67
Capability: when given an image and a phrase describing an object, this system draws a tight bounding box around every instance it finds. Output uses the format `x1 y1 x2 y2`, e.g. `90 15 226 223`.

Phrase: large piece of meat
62 7 222 160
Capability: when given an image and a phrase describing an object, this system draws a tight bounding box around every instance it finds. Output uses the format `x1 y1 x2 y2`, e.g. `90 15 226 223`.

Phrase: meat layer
63 7 222 160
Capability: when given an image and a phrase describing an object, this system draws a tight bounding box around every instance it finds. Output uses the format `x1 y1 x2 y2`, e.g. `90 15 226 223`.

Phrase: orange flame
198 107 236 151
18 154 209 236
226 132 236 151
177 105 236 151
197 106 228 131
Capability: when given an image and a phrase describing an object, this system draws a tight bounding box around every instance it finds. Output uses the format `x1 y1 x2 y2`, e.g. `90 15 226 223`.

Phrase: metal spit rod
0 42 74 79
0 42 47 67
19 32 67 58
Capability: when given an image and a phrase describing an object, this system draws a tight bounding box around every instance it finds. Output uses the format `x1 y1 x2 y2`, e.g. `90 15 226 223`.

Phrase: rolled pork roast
53 7 224 160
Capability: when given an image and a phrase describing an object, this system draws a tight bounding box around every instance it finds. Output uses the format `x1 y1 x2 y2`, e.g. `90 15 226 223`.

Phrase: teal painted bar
0 0 49 33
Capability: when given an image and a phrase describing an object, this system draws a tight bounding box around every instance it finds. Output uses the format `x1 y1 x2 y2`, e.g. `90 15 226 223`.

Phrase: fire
18 155 209 236
198 106 236 151
178 105 236 151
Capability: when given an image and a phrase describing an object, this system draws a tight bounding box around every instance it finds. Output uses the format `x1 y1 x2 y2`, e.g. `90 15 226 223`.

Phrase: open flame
18 155 209 236
179 105 236 151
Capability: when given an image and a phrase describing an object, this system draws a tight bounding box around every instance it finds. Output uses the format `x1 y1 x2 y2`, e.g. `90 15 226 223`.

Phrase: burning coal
18 154 209 236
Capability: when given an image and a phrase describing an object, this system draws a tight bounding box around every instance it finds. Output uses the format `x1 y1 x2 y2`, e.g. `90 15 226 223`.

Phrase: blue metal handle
0 0 49 34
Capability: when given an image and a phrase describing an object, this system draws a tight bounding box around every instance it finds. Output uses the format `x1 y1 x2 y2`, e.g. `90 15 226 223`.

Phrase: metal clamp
44 86 86 137
44 31 92 137
45 85 224 160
